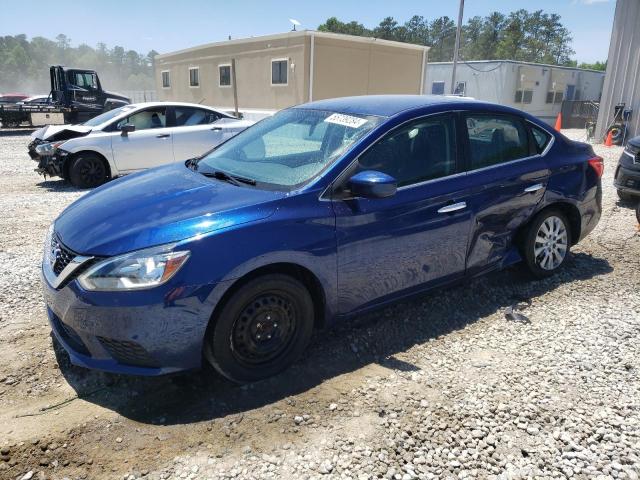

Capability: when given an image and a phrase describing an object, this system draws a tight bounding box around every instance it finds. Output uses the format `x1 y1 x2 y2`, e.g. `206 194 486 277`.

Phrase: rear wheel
522 209 571 279
204 274 314 383
68 153 109 188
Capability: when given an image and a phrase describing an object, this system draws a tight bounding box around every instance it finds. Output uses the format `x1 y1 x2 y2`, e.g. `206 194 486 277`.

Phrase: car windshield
197 108 382 188
82 105 137 127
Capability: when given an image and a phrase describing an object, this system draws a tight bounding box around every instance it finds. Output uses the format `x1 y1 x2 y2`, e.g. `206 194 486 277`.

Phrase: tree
0 34 157 93
316 8 577 66
428 16 456 61
578 61 607 71
373 17 401 41
403 16 429 46
318 17 371 36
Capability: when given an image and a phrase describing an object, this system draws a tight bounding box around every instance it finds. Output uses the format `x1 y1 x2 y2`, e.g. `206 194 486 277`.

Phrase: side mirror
347 170 397 199
120 123 136 137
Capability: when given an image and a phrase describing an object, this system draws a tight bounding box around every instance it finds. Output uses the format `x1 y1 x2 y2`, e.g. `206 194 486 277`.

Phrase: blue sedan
42 95 603 382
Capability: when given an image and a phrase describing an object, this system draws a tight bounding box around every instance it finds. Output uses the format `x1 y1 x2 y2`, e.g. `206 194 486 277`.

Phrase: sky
0 0 616 63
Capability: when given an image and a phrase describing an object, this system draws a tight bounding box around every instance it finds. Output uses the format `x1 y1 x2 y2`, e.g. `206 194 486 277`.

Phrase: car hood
55 163 285 256
31 124 93 142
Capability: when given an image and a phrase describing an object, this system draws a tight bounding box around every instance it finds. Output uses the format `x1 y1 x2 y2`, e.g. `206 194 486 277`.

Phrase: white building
425 60 605 125
595 0 640 141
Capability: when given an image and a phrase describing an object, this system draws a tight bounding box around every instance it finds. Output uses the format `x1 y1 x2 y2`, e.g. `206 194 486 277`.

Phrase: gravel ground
0 128 638 480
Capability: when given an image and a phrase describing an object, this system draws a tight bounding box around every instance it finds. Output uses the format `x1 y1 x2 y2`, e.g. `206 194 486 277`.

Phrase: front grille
624 178 640 189
51 313 91 356
97 337 160 368
51 234 76 275
28 138 46 159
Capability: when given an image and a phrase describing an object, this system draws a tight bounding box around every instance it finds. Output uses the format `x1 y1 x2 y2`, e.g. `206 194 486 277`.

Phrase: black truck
0 66 129 128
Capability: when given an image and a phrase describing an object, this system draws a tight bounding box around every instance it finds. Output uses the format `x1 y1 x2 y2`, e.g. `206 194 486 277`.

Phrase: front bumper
41 263 218 376
614 163 640 196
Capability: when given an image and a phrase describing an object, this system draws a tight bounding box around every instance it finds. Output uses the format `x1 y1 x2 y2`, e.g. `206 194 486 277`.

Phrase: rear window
531 125 552 154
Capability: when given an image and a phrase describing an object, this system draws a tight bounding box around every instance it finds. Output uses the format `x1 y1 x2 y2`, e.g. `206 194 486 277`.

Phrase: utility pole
450 0 465 94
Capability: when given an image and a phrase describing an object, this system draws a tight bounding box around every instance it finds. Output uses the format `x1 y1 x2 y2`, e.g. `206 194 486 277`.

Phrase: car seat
151 113 163 128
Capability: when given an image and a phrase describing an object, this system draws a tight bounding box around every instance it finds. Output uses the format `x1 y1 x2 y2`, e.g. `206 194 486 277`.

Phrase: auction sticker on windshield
324 113 368 128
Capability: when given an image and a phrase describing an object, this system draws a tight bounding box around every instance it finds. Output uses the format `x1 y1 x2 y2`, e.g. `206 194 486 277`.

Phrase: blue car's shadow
53 251 611 425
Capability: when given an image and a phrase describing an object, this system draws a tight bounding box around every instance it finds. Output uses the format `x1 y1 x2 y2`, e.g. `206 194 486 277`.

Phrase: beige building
155 31 428 115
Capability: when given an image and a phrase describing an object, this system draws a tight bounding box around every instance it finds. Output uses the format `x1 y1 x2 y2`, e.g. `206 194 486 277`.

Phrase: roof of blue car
297 95 480 117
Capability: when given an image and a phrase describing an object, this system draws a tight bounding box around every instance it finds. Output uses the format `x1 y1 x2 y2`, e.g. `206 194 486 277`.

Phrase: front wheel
204 274 315 383
68 153 109 188
522 209 571 279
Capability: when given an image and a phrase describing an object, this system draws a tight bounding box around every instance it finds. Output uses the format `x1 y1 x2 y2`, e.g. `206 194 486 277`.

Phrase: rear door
170 106 226 161
110 106 174 171
461 112 551 275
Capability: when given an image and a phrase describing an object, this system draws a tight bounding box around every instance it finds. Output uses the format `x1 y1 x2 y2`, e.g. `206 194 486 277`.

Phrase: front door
332 113 471 314
111 106 174 171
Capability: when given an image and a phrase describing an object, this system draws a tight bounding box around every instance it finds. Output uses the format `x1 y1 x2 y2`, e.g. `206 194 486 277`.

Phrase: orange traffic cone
554 113 562 131
605 131 613 147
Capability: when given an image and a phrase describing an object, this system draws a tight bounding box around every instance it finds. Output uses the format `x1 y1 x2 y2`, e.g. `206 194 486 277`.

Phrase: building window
515 90 533 104
454 81 466 96
219 64 231 87
554 91 563 104
161 71 171 88
431 81 445 95
189 67 200 87
271 59 288 85
546 91 556 104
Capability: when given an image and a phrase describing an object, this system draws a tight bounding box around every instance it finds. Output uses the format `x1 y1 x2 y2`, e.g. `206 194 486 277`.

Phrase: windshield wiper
185 157 199 170
200 169 256 186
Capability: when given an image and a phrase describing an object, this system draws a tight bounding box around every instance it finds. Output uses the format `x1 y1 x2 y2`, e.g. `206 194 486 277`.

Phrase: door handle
156 134 170 139
524 183 544 193
437 201 467 214
211 126 223 131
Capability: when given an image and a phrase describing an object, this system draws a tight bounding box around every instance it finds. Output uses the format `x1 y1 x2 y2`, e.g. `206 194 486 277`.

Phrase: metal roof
156 30 428 60
428 59 605 75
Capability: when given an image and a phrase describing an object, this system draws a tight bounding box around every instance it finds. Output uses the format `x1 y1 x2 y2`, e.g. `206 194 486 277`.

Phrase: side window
174 107 219 126
531 125 552 154
271 59 288 85
69 72 97 89
161 71 171 88
219 65 231 87
466 114 529 169
189 67 199 87
431 81 445 95
357 115 457 187
116 107 167 131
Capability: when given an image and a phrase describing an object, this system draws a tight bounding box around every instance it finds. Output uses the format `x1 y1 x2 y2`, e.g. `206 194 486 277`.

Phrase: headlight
43 223 54 265
78 244 190 291
35 140 67 155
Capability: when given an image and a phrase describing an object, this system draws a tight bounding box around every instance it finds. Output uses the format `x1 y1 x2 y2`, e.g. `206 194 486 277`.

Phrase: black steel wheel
204 274 315 383
68 153 109 188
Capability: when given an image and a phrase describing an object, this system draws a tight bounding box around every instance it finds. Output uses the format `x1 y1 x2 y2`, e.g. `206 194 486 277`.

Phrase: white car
29 102 253 188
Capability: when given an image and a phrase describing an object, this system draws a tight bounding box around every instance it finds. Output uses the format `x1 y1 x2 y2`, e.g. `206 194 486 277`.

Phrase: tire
521 209 571 279
636 203 640 225
68 153 109 188
617 189 636 203
204 274 315 383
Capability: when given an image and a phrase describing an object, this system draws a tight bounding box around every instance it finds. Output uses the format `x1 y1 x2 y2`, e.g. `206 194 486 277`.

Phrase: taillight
588 156 604 178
